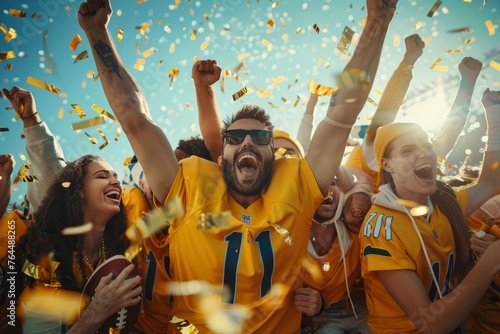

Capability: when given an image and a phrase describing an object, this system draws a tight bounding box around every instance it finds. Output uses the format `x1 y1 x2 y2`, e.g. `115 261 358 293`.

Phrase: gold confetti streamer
117 27 124 41
96 128 109 150
366 96 378 107
232 87 248 101
3 27 16 43
0 128 8 132
267 102 280 109
70 104 86 119
64 5 74 13
19 287 82 324
433 65 448 72
169 43 176 53
271 76 284 91
268 221 293 246
312 23 320 34
61 222 93 235
448 27 472 33
485 20 495 36
427 0 442 17
0 51 16 61
114 124 121 141
415 21 423 30
4 64 13 70
140 22 150 35
142 48 157 58
191 29 197 40
274 147 286 158
93 68 110 81
359 17 367 27
17 163 39 183
490 61 500 71
237 52 250 61
271 2 279 8
295 27 302 34
26 76 60 95
308 80 339 96
91 104 117 122
197 212 231 230
69 34 82 51
71 116 106 131
9 9 26 18
410 205 430 217
293 95 300 107
463 37 476 44
266 18 275 28
429 57 443 69
335 69 369 89
131 197 183 238
123 157 132 166
262 39 273 51
337 26 354 54
73 50 88 64
281 97 287 103
200 41 209 51
31 13 42 19
445 49 462 53
169 68 179 89
84 132 98 145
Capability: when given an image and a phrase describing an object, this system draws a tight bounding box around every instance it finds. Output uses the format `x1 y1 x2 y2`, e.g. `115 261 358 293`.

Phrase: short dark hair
222 104 274 133
176 135 212 161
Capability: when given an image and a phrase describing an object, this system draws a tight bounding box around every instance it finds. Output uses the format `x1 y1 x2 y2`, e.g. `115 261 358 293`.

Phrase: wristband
20 111 39 120
323 116 354 129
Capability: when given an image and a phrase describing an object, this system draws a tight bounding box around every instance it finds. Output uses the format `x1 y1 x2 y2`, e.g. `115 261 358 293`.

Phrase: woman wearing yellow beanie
359 89 500 333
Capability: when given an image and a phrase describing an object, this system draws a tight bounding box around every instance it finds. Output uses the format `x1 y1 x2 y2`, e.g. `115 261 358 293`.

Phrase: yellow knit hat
373 123 428 187
273 129 305 157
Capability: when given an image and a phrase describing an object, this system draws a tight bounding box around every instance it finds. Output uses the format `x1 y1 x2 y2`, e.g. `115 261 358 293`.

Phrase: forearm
84 26 178 203
297 113 314 154
195 84 222 161
24 122 66 212
84 27 150 130
369 61 413 131
410 254 496 334
433 82 475 160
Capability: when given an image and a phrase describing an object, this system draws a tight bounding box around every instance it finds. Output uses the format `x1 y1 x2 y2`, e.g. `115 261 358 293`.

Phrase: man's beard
222 157 273 196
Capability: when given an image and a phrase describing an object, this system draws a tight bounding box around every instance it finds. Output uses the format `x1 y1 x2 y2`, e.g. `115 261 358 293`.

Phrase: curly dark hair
176 135 212 161
16 155 129 294
222 104 274 133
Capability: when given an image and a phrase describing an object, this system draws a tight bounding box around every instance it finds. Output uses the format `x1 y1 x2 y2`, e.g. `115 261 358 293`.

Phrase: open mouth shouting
414 163 434 181
236 150 261 176
105 188 121 203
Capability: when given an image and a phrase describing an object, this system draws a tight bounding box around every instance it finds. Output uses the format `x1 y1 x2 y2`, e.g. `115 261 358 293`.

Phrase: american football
80 255 142 333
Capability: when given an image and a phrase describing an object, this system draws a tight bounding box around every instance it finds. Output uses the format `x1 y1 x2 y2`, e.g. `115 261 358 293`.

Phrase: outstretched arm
307 0 398 194
377 238 500 334
362 33 424 169
2 86 66 213
297 93 319 154
465 89 500 216
433 57 482 161
78 0 177 203
192 59 223 161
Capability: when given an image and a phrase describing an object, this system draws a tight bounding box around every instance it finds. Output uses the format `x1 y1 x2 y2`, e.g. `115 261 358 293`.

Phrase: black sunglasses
224 129 273 145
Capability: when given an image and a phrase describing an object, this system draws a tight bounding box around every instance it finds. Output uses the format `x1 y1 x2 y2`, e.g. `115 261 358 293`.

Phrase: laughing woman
359 89 500 333
16 155 142 333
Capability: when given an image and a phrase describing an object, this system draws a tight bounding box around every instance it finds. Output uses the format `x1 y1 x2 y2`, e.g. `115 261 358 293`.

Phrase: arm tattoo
94 40 123 80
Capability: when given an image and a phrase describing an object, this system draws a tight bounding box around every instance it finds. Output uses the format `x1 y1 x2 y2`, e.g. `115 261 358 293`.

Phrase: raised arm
464 89 500 216
296 92 319 154
2 86 66 213
433 57 482 161
362 34 424 168
307 0 398 194
78 0 178 203
192 59 223 161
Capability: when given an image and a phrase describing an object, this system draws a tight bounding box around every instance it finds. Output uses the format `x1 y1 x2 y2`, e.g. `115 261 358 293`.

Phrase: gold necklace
83 238 106 268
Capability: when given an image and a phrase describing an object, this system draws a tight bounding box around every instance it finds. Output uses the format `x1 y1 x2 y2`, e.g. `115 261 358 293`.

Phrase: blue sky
0 0 499 207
